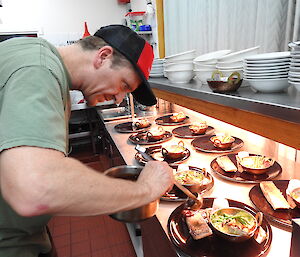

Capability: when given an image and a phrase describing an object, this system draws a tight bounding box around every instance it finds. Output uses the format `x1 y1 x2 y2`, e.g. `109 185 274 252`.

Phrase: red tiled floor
48 215 137 257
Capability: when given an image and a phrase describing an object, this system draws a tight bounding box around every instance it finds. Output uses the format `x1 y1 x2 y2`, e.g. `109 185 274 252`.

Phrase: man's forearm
0 147 152 217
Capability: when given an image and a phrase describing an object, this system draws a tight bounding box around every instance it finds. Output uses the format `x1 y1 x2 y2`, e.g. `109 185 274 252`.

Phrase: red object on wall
118 0 130 3
82 21 91 38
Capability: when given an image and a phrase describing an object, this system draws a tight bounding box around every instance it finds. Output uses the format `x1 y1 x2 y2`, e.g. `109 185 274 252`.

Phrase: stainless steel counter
149 78 300 124
100 104 300 257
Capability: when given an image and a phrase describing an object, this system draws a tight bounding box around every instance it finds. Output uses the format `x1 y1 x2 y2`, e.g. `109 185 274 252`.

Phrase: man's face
81 47 142 106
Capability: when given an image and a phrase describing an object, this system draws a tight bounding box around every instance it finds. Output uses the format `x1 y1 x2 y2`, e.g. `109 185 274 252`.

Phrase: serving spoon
135 144 203 209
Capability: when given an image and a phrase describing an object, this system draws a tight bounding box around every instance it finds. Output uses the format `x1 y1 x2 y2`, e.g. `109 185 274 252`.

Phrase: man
0 25 173 257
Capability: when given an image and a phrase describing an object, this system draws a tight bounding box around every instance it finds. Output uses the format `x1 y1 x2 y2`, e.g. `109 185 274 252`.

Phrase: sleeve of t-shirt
0 66 67 155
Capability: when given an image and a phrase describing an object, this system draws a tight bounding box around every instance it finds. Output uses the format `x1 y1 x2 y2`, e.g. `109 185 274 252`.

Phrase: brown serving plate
210 153 282 184
129 131 172 145
135 145 190 165
172 125 214 139
155 114 190 126
249 180 300 231
167 198 272 257
114 121 151 133
192 135 244 153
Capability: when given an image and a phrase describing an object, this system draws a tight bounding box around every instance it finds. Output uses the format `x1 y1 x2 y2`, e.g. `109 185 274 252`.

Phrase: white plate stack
193 50 231 84
288 42 300 91
216 46 260 79
164 50 196 83
243 52 291 93
150 58 164 78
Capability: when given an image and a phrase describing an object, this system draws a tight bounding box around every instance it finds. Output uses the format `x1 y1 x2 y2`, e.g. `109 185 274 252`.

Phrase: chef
0 24 173 257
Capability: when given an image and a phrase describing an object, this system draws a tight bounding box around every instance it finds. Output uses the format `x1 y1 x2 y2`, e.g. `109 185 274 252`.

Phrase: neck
57 44 94 90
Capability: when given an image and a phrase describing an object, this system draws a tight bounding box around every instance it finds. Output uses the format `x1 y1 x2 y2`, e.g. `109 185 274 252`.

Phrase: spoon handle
173 180 198 201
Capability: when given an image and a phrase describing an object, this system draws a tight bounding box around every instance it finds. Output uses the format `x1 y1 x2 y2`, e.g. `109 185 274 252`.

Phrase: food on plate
239 155 274 170
260 181 291 210
170 111 186 122
133 118 150 129
162 141 186 159
210 134 235 149
185 209 213 240
216 156 237 172
210 208 257 237
146 126 165 141
286 179 300 208
174 170 205 185
189 121 208 134
291 187 300 208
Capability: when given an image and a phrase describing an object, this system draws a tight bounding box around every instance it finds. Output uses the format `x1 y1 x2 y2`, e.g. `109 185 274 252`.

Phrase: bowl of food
207 71 243 93
104 165 159 222
146 126 165 141
291 187 300 208
210 135 235 149
170 112 186 123
189 121 208 135
209 207 262 242
162 141 186 159
173 168 207 198
133 118 150 129
238 155 275 175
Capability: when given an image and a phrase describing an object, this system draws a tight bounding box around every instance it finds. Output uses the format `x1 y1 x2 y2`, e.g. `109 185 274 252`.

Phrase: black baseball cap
94 24 157 106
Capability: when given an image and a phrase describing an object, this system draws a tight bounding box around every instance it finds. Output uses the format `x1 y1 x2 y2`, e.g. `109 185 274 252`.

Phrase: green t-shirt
0 37 71 256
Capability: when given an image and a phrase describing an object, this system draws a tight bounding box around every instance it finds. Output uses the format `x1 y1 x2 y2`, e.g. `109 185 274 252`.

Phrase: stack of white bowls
193 50 231 84
164 50 196 83
150 58 164 78
216 46 260 79
288 43 300 91
243 52 291 93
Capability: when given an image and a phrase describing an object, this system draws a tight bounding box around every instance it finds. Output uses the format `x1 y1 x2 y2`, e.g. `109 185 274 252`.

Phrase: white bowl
194 69 215 84
245 78 290 92
164 69 194 83
193 59 218 65
218 46 260 62
194 50 232 62
165 50 196 62
193 63 216 70
217 60 243 69
164 61 194 71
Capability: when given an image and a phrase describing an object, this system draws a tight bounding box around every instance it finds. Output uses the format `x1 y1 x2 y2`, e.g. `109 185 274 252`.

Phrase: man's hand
137 161 174 202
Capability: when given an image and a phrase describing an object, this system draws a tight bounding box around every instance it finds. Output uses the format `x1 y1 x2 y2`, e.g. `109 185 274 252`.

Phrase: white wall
0 0 129 44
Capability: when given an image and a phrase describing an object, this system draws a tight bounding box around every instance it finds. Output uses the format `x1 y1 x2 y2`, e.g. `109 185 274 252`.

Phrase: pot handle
255 212 264 227
178 140 185 147
161 147 169 158
211 70 224 80
228 71 241 85
146 131 153 140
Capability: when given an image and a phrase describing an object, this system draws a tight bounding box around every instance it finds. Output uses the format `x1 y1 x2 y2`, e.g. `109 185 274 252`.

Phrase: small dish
210 207 263 242
169 111 187 123
291 187 300 208
210 135 235 150
189 121 208 135
207 71 243 93
146 126 165 141
238 155 275 175
162 141 186 159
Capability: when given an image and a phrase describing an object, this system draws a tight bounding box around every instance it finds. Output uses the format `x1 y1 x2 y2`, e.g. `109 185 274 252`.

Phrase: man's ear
93 46 114 68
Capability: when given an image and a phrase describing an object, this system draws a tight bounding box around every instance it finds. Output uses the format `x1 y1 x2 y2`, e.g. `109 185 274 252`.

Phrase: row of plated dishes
114 111 300 257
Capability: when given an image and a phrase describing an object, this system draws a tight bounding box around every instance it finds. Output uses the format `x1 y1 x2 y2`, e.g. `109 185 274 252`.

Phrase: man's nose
114 92 127 105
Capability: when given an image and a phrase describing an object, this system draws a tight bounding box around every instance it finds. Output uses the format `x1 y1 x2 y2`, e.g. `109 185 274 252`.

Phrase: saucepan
104 165 158 223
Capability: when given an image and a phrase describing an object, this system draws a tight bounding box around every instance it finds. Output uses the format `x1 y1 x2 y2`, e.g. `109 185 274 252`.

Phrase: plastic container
125 11 146 31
